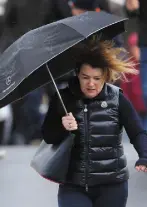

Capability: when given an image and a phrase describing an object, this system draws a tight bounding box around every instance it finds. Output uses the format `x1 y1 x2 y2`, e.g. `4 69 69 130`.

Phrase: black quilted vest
60 80 129 188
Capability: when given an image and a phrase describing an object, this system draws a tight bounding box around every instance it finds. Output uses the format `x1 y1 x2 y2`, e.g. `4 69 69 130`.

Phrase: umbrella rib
61 23 85 38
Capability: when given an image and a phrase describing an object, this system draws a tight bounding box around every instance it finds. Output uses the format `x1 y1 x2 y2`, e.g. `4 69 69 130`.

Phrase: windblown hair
74 39 138 83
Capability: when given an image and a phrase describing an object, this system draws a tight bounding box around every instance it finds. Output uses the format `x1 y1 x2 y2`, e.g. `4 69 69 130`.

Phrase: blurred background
0 1 147 207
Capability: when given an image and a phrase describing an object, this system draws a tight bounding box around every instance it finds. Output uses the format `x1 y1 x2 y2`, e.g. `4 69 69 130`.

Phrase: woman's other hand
62 112 78 131
135 165 147 172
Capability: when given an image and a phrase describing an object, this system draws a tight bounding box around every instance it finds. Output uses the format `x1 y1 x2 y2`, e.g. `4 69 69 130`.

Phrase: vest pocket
116 146 126 171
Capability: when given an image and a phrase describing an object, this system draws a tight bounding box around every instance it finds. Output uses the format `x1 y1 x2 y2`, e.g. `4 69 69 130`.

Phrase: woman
42 40 147 207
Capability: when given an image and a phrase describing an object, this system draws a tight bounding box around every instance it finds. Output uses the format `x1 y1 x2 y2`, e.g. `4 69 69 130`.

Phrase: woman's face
78 64 105 98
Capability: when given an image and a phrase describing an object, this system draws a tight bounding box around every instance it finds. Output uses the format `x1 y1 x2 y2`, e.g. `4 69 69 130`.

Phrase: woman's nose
88 80 94 86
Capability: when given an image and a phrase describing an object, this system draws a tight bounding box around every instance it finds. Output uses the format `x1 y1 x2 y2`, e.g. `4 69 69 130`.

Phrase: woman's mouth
87 88 95 92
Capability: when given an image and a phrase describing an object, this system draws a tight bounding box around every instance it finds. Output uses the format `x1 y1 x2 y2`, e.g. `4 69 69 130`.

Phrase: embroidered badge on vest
101 101 108 108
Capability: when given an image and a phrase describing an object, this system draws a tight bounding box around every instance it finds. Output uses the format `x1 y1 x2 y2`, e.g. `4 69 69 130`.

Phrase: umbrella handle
46 64 68 115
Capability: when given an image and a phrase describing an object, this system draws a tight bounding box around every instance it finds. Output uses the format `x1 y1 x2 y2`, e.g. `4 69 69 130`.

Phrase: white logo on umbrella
6 76 11 86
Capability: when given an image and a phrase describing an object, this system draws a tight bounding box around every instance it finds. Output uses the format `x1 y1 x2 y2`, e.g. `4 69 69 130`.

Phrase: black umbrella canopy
0 11 127 108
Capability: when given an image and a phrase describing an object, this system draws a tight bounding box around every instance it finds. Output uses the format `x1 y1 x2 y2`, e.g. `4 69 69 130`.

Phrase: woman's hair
74 38 138 83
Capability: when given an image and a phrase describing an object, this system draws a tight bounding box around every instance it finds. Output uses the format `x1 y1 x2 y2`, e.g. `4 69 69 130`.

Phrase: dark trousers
58 181 128 207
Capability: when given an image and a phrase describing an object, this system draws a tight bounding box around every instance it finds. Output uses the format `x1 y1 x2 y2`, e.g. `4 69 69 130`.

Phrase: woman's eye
95 78 100 80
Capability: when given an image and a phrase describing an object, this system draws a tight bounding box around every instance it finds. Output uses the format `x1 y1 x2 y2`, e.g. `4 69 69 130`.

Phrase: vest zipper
84 104 89 192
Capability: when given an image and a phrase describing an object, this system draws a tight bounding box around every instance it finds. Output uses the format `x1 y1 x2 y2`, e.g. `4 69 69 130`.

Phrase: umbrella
0 11 127 111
